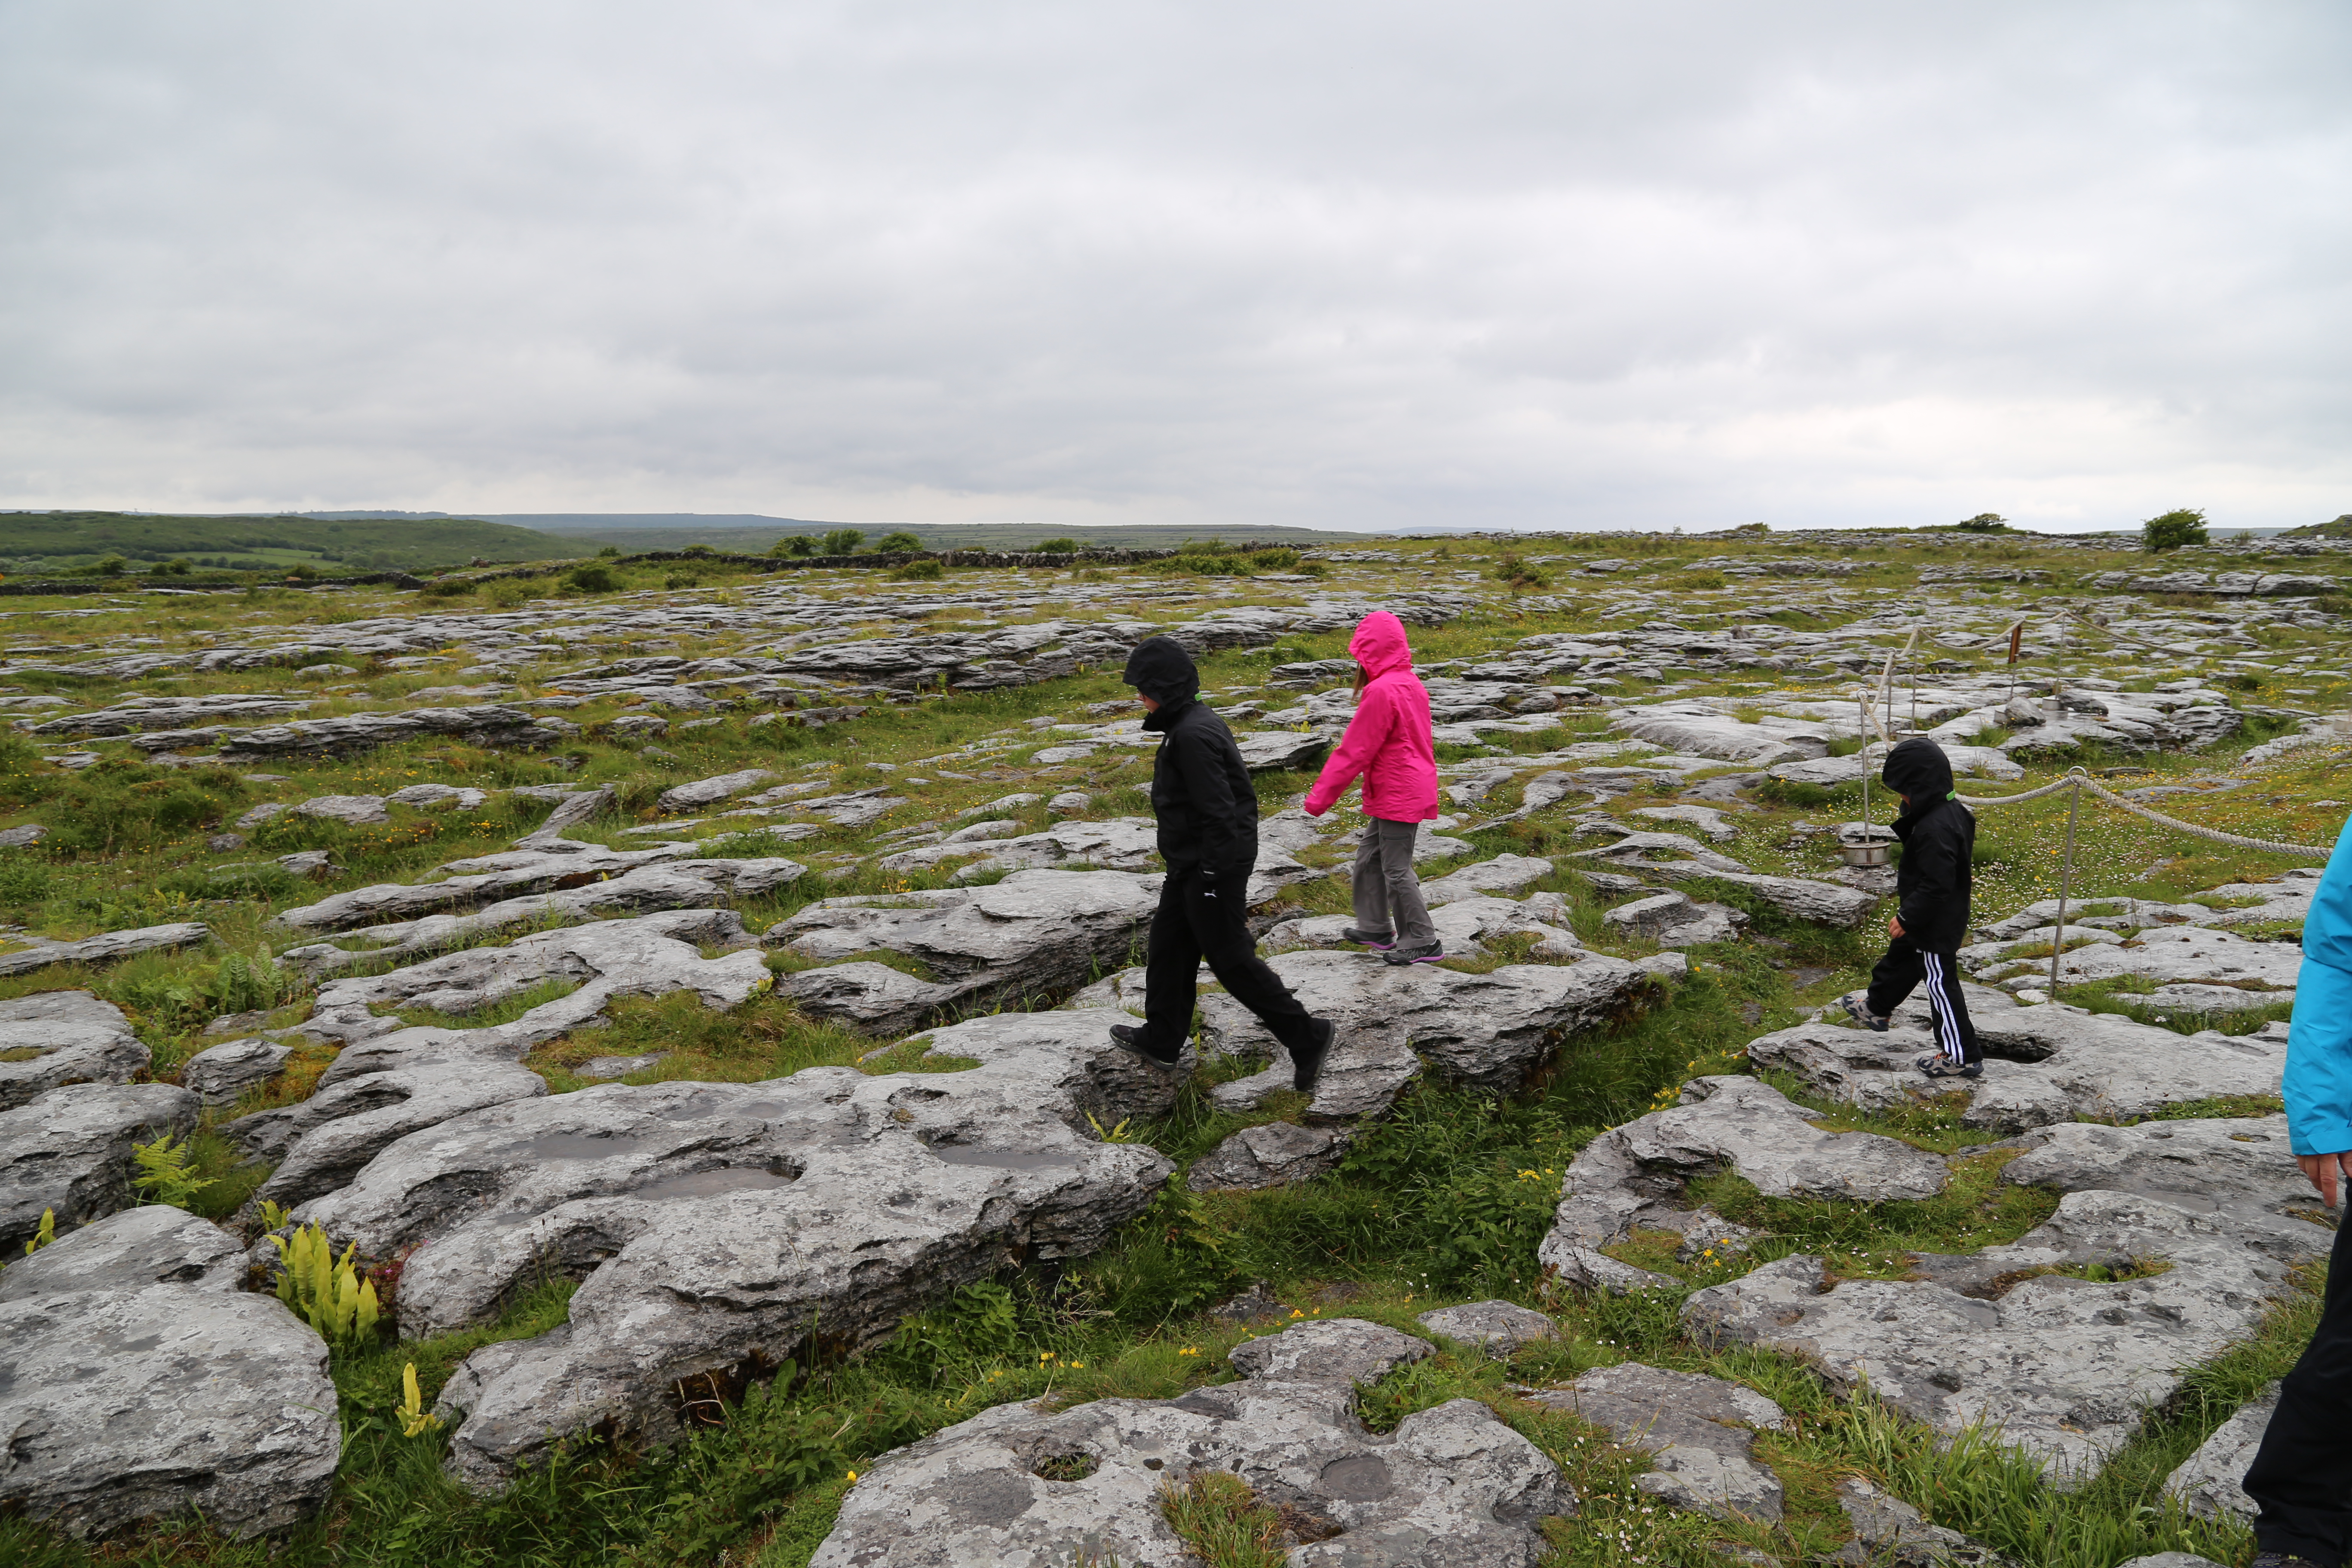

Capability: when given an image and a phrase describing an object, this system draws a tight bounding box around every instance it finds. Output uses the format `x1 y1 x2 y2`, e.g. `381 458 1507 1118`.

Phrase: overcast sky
2 2 2345 534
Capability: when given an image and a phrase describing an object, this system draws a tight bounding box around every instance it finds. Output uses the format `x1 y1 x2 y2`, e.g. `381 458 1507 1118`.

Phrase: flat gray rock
809 1319 1564 1568
1681 1176 2328 1480
127 703 576 763
279 854 802 972
766 869 1160 1030
270 838 720 934
0 921 210 979
1265 892 1583 962
655 767 780 812
179 1035 291 1106
575 1051 669 1080
0 1082 199 1251
0 1283 339 1539
1538 1076 1948 1293
1414 1299 1558 1357
1234 729 1335 772
2162 1383 2275 1522
397 1009 1181 1490
1750 1001 2288 1131
1187 1121 1352 1192
1529 1362 1786 1522
1602 890 1747 946
0 1204 242 1302
1197 948 1653 1104
292 793 390 824
1418 853 1557 904
0 990 149 1110
1832 1475 2010 1567
238 912 775 1207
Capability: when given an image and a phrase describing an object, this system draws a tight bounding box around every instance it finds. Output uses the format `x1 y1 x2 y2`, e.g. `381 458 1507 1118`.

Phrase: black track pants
1864 936 1979 1065
1140 861 1320 1057
2246 1207 2352 1565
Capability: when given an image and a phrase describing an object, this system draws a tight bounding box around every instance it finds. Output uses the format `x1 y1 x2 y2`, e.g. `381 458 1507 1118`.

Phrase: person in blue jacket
2242 813 2352 1568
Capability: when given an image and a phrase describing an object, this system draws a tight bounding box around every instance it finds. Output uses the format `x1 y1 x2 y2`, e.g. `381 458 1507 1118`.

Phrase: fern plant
131 1134 214 1210
269 1222 381 1353
19 1206 54 1257
398 1363 442 1438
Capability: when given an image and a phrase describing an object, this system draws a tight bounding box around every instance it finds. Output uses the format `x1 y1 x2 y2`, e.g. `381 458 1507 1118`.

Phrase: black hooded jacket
1124 636 1258 870
1882 736 1974 951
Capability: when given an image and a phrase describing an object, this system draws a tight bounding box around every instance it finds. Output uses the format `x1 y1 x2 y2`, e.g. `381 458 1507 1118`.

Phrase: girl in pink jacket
1303 612 1444 964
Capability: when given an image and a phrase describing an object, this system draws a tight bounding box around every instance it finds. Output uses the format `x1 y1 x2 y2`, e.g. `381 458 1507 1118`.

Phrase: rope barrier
1956 766 2334 859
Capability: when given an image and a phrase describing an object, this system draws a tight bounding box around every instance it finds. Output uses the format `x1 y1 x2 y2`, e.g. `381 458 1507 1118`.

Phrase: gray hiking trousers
1351 817 1435 946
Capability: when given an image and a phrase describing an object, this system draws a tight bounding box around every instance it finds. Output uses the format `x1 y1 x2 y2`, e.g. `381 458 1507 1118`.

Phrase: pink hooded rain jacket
1302 611 1440 822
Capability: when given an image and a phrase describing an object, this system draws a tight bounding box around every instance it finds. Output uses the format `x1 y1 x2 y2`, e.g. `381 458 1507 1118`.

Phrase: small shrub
681 543 716 558
822 527 866 556
131 1133 215 1210
597 544 622 558
772 534 819 557
564 563 621 594
481 578 535 608
1491 551 1551 590
93 555 126 576
1956 512 2008 533
0 856 49 906
210 947 292 1014
1033 537 1081 553
269 1222 382 1354
1679 568 1728 589
2144 508 2209 552
889 559 944 581
874 530 923 553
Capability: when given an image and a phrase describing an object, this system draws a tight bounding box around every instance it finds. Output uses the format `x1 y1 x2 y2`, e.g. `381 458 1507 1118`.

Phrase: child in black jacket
1843 736 1982 1078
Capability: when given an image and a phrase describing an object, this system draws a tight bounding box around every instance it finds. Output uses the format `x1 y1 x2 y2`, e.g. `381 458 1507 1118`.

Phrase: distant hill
524 519 1390 554
0 511 580 573
2282 514 2352 538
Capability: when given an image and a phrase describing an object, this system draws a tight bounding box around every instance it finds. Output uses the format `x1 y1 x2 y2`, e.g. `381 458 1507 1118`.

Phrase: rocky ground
0 527 2342 1568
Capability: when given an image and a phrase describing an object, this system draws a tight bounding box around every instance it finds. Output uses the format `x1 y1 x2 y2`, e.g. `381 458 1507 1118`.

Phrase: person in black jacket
1842 736 1981 1078
1110 636 1333 1092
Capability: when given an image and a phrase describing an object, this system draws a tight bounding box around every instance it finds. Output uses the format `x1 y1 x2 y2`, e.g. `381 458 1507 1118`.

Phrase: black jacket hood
1123 636 1200 710
1881 736 1956 803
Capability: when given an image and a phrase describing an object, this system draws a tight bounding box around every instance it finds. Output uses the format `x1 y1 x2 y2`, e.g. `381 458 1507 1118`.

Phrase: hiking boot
1290 1017 1335 1094
1915 1051 1983 1080
1382 940 1445 966
1108 1023 1182 1070
1341 926 1395 950
1841 993 1890 1032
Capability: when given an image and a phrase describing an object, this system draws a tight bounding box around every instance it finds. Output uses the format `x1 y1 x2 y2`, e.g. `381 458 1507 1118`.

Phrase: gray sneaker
1382 940 1445 966
1341 926 1395 951
1915 1051 1982 1080
1841 993 1890 1032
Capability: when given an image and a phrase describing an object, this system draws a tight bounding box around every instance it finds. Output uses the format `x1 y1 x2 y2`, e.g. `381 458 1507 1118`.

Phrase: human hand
1887 916 1905 940
1303 800 1326 818
2298 1151 2352 1209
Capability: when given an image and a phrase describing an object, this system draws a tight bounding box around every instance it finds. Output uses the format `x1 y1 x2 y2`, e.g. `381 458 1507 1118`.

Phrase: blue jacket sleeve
2284 815 2352 1155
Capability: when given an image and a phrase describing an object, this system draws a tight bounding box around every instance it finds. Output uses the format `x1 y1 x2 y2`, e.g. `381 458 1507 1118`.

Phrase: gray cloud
2 0 2345 531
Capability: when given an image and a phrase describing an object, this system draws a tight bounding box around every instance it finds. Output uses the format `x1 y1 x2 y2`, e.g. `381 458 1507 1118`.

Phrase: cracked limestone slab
1602 890 1747 947
1187 1120 1353 1191
810 1318 1567 1568
1415 1299 1559 1358
278 856 804 974
1975 926 2301 1007
0 921 211 980
1571 833 1878 926
1528 1362 1788 1522
233 913 774 1208
407 1010 1183 1490
0 1279 340 1539
1749 1000 2287 1130
1198 947 1654 1100
0 991 149 1111
179 1036 292 1106
128 704 577 762
1416 853 1558 904
0 1082 199 1251
766 869 1159 1030
655 767 781 812
1681 1162 2329 1482
2162 1382 2274 1522
1537 1076 1948 1292
0 1204 243 1303
1264 892 1583 962
270 838 707 933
